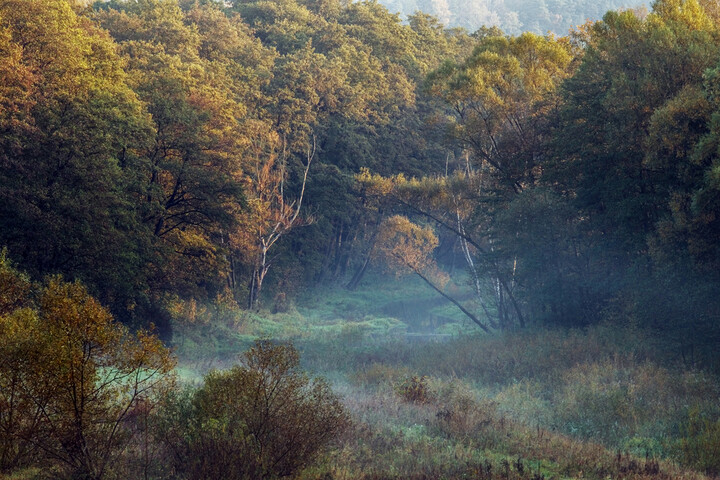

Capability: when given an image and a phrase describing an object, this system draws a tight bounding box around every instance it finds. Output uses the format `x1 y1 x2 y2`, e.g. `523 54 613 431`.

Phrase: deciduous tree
0 255 175 479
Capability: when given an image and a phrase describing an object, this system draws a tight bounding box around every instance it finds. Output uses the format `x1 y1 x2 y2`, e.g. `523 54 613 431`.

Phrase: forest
1 0 720 478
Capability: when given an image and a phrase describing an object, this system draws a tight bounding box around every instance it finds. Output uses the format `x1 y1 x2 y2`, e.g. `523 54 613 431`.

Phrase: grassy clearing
171 274 471 365
169 276 720 479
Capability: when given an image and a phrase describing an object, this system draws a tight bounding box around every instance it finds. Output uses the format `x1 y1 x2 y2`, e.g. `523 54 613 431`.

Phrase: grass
170 273 472 367
169 275 720 480
296 374 710 480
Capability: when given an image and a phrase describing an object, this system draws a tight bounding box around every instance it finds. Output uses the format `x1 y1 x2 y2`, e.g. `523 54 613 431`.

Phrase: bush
352 363 411 388
679 407 720 476
157 340 350 479
395 375 434 404
431 379 497 445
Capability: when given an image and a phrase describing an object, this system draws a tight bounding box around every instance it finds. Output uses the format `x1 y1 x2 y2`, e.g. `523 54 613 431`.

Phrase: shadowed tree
156 340 349 479
0 0 157 323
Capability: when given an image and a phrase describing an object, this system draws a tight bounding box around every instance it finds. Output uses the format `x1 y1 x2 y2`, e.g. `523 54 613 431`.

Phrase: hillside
379 0 651 34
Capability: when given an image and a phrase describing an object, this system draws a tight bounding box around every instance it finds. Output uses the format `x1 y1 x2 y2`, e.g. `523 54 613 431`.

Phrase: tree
230 126 314 308
0 251 36 472
406 31 575 328
427 31 574 194
0 254 175 479
547 0 720 323
0 0 156 320
385 172 527 329
94 0 255 304
230 0 327 55
374 215 492 331
491 188 587 325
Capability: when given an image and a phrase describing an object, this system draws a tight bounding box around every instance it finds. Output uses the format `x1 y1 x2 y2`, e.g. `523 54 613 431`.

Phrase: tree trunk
398 198 526 328
346 253 371 291
410 266 491 334
346 215 382 290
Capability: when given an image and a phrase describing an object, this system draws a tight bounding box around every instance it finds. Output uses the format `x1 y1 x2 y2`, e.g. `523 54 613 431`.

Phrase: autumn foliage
0 256 349 479
0 253 175 478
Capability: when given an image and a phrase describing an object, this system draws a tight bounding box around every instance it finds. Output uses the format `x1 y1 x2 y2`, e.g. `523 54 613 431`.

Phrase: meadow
170 276 720 480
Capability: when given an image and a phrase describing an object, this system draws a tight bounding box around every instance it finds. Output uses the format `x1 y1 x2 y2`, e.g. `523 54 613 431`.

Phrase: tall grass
298 372 711 480
170 278 720 479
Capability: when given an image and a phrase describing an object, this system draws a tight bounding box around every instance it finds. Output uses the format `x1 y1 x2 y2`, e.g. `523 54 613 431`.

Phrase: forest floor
173 276 720 480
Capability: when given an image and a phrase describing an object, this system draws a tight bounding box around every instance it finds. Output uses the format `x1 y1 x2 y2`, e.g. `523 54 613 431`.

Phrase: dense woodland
2 0 720 349
2 0 720 478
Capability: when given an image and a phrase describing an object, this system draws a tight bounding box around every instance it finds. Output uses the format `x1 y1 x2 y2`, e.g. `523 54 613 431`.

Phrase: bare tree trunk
456 208 498 329
247 136 314 309
408 264 491 334
346 253 371 291
248 269 257 309
249 246 270 309
397 196 526 328
229 255 237 290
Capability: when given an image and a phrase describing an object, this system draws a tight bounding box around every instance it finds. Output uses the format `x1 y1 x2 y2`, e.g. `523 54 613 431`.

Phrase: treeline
1 0 720 356
378 0 720 360
0 0 472 335
381 0 650 35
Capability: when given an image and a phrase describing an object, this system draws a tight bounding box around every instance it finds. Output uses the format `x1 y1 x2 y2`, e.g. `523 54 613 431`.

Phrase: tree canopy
0 0 719 351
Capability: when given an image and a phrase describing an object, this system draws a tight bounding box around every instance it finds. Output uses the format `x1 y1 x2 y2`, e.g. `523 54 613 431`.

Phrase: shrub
431 379 497 445
395 375 434 404
158 340 350 479
679 407 720 476
352 363 411 388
